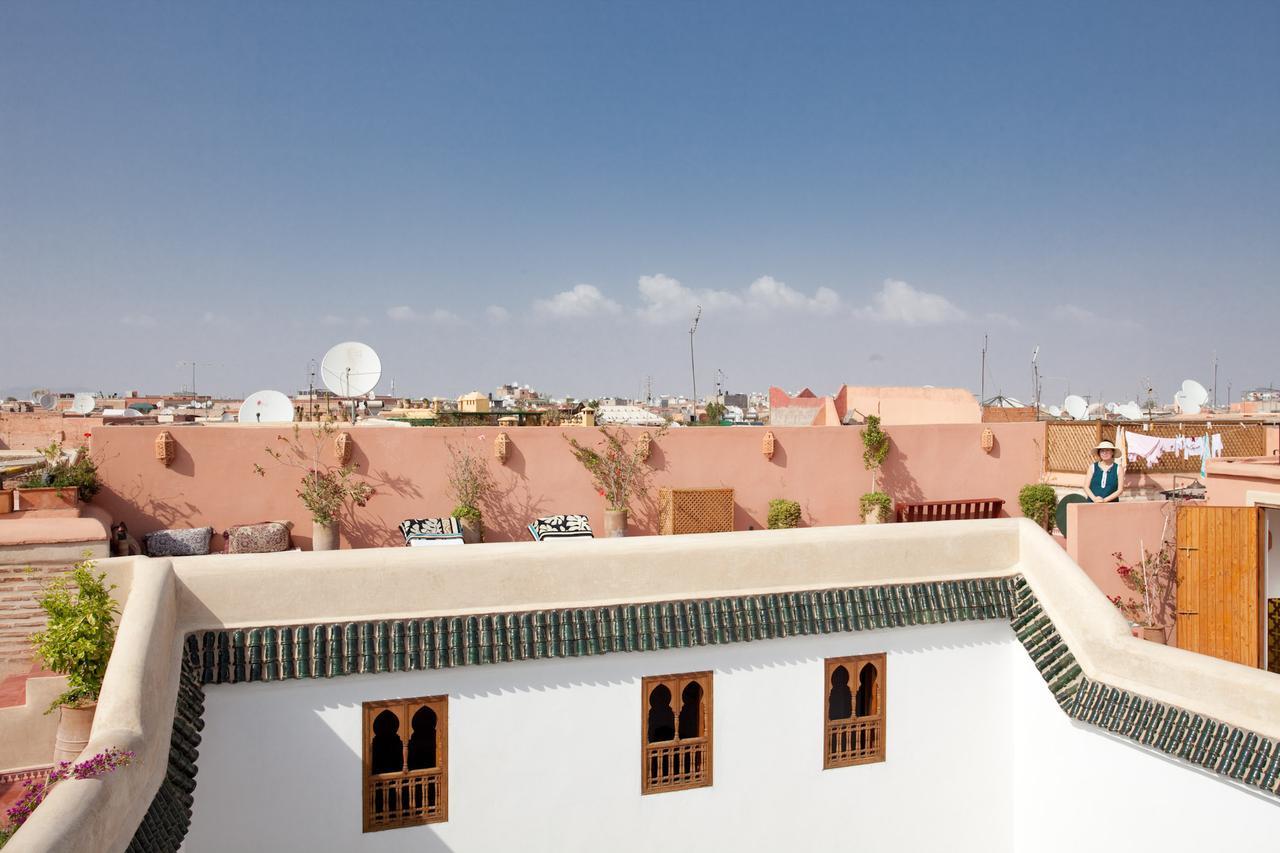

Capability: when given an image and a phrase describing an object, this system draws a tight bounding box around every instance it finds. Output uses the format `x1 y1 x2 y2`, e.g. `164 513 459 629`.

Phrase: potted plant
30 558 120 762
15 442 99 510
445 439 496 544
0 484 13 514
254 423 374 551
859 415 892 524
564 425 665 537
1108 542 1176 644
1018 483 1057 532
767 499 802 529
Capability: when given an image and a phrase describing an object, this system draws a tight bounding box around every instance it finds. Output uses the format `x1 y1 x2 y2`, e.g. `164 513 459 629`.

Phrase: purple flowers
3 747 133 837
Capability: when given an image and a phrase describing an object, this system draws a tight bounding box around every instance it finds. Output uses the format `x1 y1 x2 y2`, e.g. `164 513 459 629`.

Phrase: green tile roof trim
126 573 1278 851
126 651 204 853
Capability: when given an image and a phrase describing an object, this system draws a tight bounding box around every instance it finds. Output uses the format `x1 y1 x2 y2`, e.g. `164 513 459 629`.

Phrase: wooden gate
1175 505 1264 667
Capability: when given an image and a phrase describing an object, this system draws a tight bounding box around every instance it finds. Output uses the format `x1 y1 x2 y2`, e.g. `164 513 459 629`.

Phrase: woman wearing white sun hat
1084 439 1124 503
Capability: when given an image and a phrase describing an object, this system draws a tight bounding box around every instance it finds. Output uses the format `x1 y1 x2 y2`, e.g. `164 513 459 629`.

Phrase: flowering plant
1107 541 1176 628
0 747 134 845
564 425 664 512
444 439 495 523
253 423 373 525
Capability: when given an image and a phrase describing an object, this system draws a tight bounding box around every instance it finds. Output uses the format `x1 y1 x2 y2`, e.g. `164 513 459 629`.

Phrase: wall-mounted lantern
334 431 353 465
980 427 995 454
638 432 653 461
155 430 176 466
762 430 775 460
494 432 511 463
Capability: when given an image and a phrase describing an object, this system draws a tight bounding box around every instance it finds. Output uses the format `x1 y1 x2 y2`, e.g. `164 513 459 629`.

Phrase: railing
1044 420 1265 474
895 499 1004 523
644 738 708 793
825 715 884 768
367 768 445 829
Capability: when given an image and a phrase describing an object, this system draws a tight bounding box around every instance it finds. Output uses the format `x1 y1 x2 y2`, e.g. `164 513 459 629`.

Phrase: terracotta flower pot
0 488 13 514
54 702 96 763
312 519 339 551
1139 625 1166 645
604 509 628 538
18 486 79 511
459 516 483 544
863 510 886 525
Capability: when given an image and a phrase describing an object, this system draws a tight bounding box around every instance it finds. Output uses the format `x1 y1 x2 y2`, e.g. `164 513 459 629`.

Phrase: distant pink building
769 385 980 426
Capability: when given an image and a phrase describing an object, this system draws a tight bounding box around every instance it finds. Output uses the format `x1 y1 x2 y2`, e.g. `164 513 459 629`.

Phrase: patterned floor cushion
528 514 594 541
400 517 465 546
144 526 214 558
226 521 293 554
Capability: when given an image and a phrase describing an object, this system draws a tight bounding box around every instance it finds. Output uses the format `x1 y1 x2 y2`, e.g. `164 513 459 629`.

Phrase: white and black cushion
400 517 465 547
528 514 594 541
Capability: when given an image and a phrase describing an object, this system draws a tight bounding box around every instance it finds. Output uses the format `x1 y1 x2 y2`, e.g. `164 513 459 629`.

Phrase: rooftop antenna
1212 351 1219 409
1031 346 1041 421
305 359 318 421
715 368 726 401
689 306 701 408
980 334 988 404
321 341 382 425
178 361 218 399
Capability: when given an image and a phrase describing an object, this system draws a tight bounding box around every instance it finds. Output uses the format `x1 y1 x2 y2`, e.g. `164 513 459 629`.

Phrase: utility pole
1212 352 1219 408
689 306 701 411
1031 347 1040 421
980 334 987 404
178 361 217 400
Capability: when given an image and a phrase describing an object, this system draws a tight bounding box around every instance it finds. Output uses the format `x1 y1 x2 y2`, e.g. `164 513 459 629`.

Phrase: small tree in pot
767 499 802 529
1018 483 1057 533
1108 542 1177 644
564 425 665 537
445 439 496 543
30 558 120 762
859 415 892 524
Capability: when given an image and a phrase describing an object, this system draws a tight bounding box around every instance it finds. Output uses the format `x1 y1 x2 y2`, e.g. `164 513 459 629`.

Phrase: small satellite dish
30 389 49 405
238 390 294 424
1116 402 1144 421
321 342 382 398
37 393 58 411
1181 379 1209 407
1047 405 1062 417
70 393 96 415
1063 395 1088 420
1105 402 1118 413
103 408 143 419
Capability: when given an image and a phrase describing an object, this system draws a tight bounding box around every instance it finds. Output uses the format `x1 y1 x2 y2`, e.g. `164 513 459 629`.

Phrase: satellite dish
1116 402 1144 421
238 390 294 424
1047 405 1062 417
1105 402 1118 413
1063 395 1088 420
103 408 142 419
71 393 96 415
1181 379 1209 407
321 342 381 398
37 393 58 411
30 389 49 405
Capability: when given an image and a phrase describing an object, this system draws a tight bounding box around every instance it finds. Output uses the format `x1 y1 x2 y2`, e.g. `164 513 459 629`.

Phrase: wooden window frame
641 671 713 794
823 653 886 769
362 695 448 832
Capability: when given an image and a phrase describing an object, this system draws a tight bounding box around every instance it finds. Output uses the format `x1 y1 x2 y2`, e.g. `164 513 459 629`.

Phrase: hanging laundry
1124 430 1179 465
1181 436 1204 459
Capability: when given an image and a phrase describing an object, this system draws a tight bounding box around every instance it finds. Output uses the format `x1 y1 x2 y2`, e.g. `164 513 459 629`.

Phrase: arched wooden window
363 696 448 832
641 671 713 794
824 654 886 769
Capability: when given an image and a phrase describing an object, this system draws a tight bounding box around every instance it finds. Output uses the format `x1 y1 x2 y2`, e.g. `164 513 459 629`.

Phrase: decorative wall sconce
155 430 176 466
762 431 775 460
980 427 995 454
638 432 653 461
494 432 511 463
334 431 353 465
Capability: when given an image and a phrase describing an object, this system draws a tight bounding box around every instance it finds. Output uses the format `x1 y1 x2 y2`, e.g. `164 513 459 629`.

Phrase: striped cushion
528 514 594 541
400 517 464 546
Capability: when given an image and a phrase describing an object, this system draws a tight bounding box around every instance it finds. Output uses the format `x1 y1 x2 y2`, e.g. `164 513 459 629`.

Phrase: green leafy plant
767 499 802 529
564 425 665 512
702 402 726 425
30 558 120 713
1018 483 1057 532
445 439 495 539
253 423 374 526
859 491 893 523
18 442 100 502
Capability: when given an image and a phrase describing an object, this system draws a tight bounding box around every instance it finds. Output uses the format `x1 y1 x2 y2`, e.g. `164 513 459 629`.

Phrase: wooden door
1175 505 1264 667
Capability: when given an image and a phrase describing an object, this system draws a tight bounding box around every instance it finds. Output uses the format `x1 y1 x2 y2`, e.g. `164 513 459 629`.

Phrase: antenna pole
980 334 987 404
689 306 701 418
1213 352 1219 408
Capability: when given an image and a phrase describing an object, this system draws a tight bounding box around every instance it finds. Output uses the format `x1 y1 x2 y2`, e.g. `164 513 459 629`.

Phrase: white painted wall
186 621 1016 852
1266 508 1279 599
1011 644 1280 851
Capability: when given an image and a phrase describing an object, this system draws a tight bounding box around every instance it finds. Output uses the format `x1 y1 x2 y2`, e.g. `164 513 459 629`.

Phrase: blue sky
3 1 1277 404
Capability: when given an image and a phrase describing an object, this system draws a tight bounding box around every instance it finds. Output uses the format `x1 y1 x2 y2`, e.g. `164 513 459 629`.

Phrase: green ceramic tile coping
125 574 1280 852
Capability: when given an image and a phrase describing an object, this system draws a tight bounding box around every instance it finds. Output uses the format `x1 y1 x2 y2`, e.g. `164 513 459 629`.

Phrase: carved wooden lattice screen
658 488 735 535
642 671 713 794
1044 421 1265 474
363 695 448 832
824 654 886 769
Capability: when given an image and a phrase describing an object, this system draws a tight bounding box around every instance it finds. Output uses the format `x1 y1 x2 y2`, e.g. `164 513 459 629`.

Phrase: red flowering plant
1108 540 1177 629
0 747 134 845
564 425 666 513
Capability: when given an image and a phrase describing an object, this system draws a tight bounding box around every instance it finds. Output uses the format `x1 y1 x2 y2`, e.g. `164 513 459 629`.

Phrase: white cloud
534 284 622 319
857 279 967 326
121 313 157 328
744 276 842 313
633 273 842 323
485 305 511 325
387 306 461 325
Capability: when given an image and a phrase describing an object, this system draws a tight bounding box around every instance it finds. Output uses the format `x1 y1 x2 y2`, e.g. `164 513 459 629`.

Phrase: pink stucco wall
1205 457 1280 506
1066 501 1174 603
86 421 1047 550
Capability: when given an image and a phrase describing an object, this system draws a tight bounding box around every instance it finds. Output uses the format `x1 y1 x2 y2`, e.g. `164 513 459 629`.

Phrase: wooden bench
894 498 1004 523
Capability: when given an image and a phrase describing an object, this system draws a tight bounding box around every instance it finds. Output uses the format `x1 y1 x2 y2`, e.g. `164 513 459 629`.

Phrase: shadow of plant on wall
480 439 549 542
